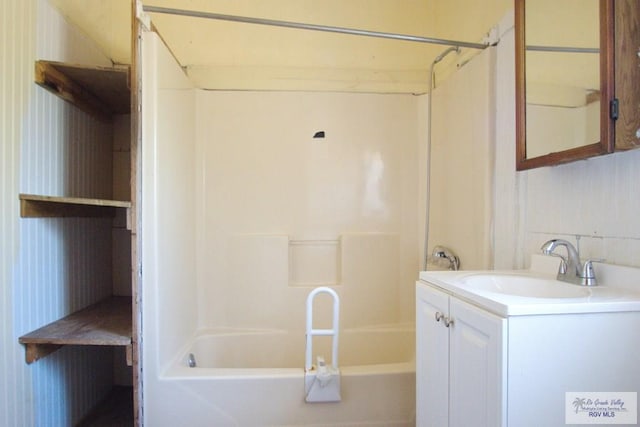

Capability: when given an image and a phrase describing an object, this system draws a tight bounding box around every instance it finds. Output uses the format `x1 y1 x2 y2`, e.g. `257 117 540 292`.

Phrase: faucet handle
545 252 568 274
581 260 599 286
558 257 567 275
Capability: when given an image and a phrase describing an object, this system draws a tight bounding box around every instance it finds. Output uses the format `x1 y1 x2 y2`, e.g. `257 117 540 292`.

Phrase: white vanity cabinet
417 277 640 427
416 282 506 427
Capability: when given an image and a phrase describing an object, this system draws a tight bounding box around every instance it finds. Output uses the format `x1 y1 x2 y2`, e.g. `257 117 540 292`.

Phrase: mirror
515 0 615 170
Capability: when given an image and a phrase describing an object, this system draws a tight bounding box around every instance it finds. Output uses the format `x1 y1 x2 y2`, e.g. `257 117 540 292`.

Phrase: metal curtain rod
142 5 490 50
527 45 599 54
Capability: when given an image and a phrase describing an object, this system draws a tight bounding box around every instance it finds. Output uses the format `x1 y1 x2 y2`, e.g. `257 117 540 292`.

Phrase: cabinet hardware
444 317 454 327
610 98 619 120
435 312 444 322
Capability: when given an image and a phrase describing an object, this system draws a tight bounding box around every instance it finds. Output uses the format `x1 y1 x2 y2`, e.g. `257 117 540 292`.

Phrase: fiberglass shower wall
141 31 423 399
427 46 495 270
194 91 423 333
141 27 496 384
141 31 198 384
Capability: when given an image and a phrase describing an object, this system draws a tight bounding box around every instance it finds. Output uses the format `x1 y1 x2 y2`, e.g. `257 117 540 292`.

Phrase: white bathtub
157 326 416 426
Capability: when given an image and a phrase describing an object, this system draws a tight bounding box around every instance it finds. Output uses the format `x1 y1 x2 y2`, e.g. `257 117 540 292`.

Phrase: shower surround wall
141 31 423 425
195 91 421 332
427 46 495 270
142 32 423 353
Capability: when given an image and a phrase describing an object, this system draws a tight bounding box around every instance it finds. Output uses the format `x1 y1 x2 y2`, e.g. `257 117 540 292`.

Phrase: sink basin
458 273 591 298
419 256 640 315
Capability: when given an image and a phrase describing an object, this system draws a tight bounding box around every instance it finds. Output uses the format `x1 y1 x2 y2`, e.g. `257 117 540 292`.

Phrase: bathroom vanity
416 257 640 427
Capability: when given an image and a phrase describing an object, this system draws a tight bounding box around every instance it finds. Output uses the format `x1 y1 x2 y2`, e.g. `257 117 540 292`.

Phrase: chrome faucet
540 239 597 286
431 246 460 271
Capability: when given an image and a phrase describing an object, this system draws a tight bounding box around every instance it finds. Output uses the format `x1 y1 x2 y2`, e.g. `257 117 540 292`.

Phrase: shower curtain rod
527 45 599 54
142 5 490 50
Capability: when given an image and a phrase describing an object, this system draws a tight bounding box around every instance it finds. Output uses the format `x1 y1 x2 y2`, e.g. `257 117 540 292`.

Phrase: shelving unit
19 194 131 220
19 297 132 364
19 59 137 425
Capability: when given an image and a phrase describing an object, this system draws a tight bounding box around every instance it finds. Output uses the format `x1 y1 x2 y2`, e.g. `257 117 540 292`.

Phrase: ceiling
48 0 512 93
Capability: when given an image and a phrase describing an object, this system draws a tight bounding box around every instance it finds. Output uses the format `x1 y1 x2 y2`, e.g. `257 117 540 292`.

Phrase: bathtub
157 325 416 426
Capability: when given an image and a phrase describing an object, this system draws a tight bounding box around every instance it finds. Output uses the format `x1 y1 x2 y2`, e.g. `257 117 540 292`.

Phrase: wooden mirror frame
515 0 615 171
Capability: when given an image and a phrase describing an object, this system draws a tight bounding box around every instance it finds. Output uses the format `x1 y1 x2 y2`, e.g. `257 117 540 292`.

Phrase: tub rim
162 324 416 379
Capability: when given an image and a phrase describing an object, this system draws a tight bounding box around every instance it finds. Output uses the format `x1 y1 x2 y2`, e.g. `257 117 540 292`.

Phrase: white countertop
418 255 640 316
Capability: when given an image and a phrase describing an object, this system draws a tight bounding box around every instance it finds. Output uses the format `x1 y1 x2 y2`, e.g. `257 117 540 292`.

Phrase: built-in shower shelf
19 194 131 222
35 60 130 121
19 297 132 365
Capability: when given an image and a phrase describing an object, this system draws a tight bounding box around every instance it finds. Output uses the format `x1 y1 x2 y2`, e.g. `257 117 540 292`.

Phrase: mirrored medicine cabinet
515 0 615 170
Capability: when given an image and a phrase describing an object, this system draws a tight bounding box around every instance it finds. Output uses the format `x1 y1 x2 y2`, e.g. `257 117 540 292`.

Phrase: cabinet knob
444 317 454 328
435 312 444 322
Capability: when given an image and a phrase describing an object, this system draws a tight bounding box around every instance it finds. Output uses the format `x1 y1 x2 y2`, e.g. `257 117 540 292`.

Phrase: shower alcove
140 30 420 425
136 3 495 425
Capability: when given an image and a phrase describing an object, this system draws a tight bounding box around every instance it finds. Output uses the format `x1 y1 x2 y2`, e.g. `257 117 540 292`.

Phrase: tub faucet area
431 246 460 271
540 239 597 286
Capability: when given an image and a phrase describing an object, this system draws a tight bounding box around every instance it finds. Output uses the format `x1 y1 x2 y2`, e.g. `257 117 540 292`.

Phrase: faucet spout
540 239 581 277
540 239 597 286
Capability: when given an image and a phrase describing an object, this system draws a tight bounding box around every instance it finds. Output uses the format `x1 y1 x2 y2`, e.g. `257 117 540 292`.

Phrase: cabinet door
416 283 450 427
614 0 640 150
449 297 506 427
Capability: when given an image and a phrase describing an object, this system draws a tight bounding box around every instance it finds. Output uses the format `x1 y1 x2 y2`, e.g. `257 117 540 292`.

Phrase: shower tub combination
141 20 419 426
162 325 416 426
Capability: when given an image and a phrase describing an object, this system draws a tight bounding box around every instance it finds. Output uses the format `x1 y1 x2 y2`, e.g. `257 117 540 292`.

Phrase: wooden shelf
20 194 131 219
35 60 130 121
19 297 132 365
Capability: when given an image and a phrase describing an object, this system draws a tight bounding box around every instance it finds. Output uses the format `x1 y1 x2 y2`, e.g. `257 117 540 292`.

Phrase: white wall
494 12 640 270
1 2 36 425
2 0 122 425
493 17 525 270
